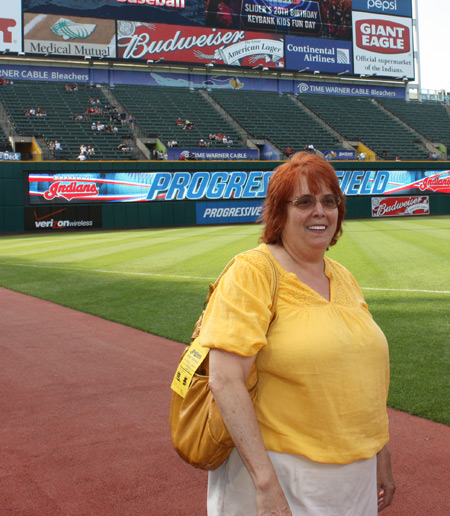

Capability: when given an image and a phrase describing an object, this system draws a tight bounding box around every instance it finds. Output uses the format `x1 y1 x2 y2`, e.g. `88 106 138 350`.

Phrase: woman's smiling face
281 177 339 256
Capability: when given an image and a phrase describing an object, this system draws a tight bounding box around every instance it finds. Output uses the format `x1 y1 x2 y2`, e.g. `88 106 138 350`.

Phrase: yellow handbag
169 249 278 470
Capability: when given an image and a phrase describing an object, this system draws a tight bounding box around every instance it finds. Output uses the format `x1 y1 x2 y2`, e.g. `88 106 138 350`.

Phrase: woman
199 152 396 515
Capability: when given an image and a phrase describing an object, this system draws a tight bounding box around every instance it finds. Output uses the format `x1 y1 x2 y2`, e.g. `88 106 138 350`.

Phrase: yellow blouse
199 244 390 464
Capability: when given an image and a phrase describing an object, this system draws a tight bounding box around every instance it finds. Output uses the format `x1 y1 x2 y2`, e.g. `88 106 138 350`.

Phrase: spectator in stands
97 122 105 132
307 143 316 153
199 139 206 147
176 117 183 126
80 144 87 156
184 119 195 130
54 141 63 152
91 122 97 131
77 152 87 161
395 155 401 161
87 145 95 157
358 151 366 161
48 141 55 152
128 114 135 129
120 110 127 125
118 141 131 152
286 147 294 158
381 149 388 160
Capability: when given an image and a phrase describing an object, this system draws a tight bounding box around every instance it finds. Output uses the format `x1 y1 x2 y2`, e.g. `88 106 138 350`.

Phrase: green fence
1 160 449 234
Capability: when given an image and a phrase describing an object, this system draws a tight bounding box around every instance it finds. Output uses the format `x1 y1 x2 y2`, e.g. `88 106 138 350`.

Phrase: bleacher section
377 98 450 158
209 90 343 156
298 94 429 161
0 81 134 160
112 85 242 149
1 80 449 162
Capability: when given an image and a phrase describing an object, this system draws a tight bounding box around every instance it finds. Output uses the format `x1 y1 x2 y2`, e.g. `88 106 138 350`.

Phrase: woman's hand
377 445 396 512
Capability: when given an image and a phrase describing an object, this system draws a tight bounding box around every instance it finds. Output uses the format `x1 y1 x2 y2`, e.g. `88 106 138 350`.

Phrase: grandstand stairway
111 85 243 153
209 89 345 158
297 94 430 161
377 98 450 159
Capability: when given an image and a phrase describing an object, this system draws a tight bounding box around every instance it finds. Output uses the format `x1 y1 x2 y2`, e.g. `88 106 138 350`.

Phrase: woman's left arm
377 445 396 512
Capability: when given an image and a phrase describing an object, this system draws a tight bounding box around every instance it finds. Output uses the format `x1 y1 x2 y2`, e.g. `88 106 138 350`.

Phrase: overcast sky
416 0 450 92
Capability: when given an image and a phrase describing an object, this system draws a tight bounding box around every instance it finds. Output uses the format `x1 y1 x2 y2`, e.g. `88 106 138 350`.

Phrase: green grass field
0 217 449 425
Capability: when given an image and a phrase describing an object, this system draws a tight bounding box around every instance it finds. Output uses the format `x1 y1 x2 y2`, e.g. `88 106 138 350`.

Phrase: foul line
0 262 449 294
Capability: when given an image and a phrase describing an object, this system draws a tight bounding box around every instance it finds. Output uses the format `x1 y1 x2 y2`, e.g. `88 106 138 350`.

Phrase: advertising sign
205 0 352 40
336 170 450 195
28 171 272 204
29 170 450 205
167 148 259 160
24 206 102 230
352 0 412 18
23 0 202 26
117 21 284 67
285 36 352 73
371 196 430 217
296 80 405 98
0 64 90 83
0 0 22 53
196 200 263 225
352 10 414 78
322 150 356 160
24 14 116 58
240 0 323 36
0 151 21 161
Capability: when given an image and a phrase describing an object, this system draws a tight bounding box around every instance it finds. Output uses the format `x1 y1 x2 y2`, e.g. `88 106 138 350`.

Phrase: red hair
260 152 346 247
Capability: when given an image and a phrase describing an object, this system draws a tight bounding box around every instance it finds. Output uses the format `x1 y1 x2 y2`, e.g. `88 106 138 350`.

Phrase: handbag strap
191 247 279 341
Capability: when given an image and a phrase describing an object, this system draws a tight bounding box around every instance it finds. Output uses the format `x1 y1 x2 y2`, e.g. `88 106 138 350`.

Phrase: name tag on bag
171 338 209 398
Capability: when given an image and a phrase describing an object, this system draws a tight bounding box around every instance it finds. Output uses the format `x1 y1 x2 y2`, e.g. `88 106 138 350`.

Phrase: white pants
207 449 377 516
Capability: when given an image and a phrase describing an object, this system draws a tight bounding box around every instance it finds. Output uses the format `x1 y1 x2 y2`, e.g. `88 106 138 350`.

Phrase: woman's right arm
209 348 292 516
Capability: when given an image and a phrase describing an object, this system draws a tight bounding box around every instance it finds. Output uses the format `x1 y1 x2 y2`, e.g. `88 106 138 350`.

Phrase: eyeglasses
287 194 341 211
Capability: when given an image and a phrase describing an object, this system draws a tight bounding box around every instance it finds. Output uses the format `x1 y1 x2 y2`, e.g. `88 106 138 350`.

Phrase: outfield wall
1 160 449 234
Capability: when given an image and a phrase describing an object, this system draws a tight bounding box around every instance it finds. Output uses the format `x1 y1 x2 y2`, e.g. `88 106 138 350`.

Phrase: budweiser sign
117 21 284 66
43 180 99 201
372 196 430 217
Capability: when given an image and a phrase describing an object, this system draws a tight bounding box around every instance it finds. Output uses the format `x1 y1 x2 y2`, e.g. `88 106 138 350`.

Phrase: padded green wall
1 160 449 234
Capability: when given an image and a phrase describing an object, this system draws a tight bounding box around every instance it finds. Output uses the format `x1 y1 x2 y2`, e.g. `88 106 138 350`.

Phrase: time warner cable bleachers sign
29 169 450 225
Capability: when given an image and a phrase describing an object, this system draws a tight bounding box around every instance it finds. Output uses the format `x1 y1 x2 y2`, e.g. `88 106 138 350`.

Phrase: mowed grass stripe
1 261 449 293
0 218 449 425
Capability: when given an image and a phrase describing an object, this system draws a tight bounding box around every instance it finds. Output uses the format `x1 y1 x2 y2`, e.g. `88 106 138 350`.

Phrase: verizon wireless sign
353 11 413 78
371 196 430 217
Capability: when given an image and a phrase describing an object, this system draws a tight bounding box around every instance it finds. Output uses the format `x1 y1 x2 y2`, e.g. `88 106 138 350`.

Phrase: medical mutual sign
352 11 414 79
